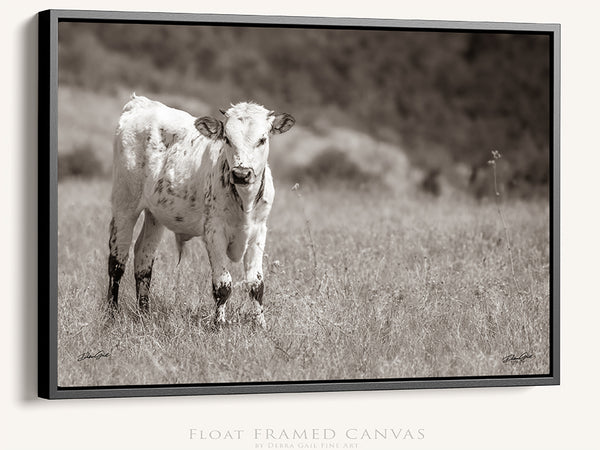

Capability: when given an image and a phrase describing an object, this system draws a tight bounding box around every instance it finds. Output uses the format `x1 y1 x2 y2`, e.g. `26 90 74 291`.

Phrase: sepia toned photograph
44 12 557 395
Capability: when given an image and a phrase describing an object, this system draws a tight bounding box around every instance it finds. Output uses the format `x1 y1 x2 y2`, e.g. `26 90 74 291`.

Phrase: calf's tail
175 233 193 265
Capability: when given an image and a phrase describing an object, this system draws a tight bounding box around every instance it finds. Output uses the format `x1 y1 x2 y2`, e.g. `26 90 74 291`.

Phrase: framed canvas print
38 9 560 399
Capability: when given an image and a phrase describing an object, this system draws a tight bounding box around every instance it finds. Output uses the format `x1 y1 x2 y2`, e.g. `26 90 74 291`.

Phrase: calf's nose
231 167 253 185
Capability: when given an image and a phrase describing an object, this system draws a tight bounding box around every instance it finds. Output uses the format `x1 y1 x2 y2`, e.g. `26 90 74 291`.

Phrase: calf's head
195 102 295 186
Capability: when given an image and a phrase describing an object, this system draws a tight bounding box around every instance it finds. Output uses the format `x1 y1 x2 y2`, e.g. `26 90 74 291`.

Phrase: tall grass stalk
489 150 521 294
291 183 319 280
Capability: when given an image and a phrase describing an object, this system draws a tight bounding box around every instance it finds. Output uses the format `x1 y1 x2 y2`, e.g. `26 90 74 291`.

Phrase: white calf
107 95 295 327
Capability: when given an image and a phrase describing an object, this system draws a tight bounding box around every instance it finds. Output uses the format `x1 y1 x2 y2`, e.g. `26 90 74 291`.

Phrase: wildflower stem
292 185 319 279
491 157 521 294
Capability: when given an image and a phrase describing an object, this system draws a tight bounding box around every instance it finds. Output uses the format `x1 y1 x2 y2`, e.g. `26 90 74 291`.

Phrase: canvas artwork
39 11 559 398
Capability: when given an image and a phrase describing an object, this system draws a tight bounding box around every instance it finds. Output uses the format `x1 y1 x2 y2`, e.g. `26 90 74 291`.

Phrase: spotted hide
107 94 295 328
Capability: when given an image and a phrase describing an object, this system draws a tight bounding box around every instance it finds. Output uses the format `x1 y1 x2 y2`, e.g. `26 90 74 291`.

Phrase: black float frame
38 9 560 399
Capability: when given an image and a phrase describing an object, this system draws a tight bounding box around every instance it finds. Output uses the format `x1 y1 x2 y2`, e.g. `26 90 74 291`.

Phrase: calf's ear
271 113 295 134
195 117 223 140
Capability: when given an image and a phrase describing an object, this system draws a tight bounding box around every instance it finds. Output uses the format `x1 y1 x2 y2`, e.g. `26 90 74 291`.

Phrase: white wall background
3 1 599 449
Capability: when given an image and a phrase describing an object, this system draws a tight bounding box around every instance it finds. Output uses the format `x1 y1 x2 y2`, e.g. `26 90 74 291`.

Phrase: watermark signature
502 352 534 364
77 350 110 361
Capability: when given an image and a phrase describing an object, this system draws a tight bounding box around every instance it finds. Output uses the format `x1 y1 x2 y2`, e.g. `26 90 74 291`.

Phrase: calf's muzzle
230 166 254 186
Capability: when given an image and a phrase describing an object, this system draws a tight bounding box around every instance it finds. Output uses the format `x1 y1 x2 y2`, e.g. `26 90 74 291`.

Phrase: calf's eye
257 137 266 147
224 136 231 146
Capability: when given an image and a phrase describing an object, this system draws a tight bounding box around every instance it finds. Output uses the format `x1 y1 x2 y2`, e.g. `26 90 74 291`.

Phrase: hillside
58 22 551 197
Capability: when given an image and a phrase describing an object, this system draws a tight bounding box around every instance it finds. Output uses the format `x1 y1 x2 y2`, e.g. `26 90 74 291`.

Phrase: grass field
56 86 550 387
57 176 549 386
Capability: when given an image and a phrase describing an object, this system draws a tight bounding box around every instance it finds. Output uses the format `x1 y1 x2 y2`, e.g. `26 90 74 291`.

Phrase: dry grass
56 86 550 387
57 177 549 387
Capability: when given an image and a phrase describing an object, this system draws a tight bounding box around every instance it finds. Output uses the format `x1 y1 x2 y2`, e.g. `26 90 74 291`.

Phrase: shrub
58 143 105 181
292 147 380 189
420 168 441 196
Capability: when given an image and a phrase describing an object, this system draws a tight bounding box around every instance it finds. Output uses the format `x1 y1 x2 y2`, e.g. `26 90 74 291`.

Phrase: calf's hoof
138 296 150 313
254 313 266 330
104 299 118 320
212 317 227 332
103 308 117 325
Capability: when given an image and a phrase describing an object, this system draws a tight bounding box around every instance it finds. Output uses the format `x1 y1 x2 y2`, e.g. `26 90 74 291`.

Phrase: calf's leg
205 224 232 328
107 214 136 312
244 224 267 328
134 210 164 312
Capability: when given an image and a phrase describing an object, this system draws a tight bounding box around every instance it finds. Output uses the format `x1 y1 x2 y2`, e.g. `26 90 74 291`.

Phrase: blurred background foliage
58 22 550 197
